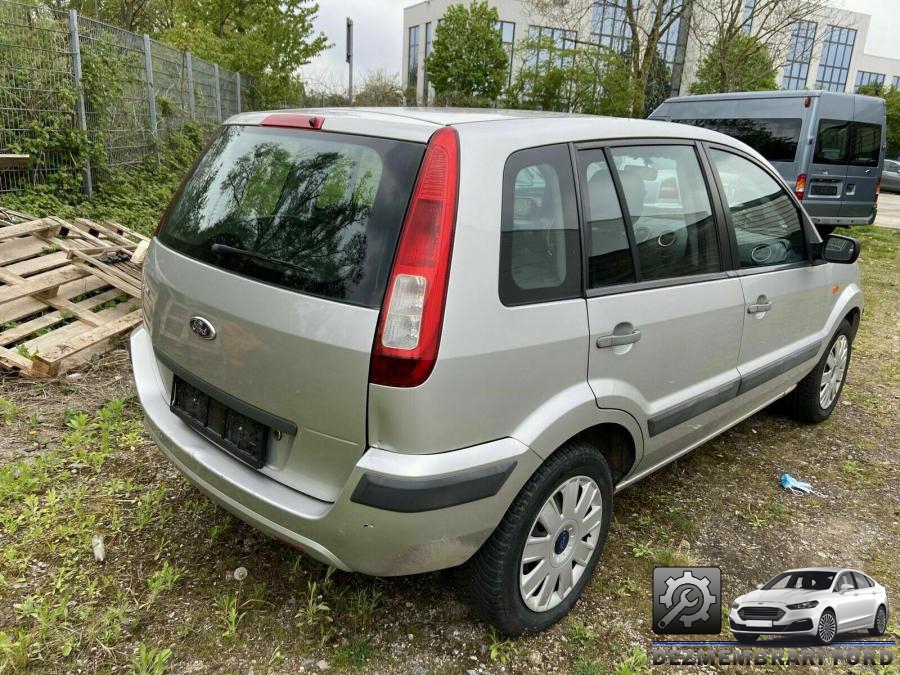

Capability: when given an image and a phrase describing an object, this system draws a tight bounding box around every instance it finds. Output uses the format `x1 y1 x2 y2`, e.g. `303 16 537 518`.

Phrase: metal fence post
185 51 195 118
67 9 92 196
236 72 241 113
213 63 222 122
142 34 157 141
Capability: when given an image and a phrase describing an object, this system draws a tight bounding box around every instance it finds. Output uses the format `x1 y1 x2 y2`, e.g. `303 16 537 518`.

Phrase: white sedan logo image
730 567 890 645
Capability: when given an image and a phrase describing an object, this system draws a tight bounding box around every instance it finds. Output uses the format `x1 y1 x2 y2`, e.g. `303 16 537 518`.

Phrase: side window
814 119 850 164
576 150 635 288
709 149 807 268
608 145 721 281
499 145 581 305
852 572 872 588
849 122 881 167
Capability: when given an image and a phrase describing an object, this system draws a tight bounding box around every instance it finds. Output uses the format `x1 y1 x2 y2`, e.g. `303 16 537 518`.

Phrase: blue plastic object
780 473 814 495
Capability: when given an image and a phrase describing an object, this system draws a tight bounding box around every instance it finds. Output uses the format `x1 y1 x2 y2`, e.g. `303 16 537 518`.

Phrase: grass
0 227 896 673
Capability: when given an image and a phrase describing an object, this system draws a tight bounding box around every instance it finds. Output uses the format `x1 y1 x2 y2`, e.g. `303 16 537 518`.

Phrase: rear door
705 145 830 400
579 141 745 472
804 96 854 220
148 124 424 502
842 97 885 221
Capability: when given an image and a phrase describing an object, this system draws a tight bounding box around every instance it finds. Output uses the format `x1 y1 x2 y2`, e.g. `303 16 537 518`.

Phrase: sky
300 0 900 87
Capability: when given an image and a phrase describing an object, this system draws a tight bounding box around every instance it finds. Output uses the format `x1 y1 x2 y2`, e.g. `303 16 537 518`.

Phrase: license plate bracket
171 374 269 469
746 619 773 628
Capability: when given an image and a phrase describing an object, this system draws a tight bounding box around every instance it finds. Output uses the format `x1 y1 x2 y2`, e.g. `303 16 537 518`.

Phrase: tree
689 33 777 94
522 0 689 118
423 1 509 105
158 0 329 107
353 70 404 107
506 34 639 116
690 0 838 90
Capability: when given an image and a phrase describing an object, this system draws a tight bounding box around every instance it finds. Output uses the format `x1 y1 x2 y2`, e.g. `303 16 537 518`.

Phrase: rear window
158 125 425 308
814 119 883 167
678 118 802 163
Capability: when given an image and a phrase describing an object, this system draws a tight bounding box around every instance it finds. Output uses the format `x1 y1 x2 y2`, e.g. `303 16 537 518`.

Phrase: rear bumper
130 326 541 576
809 211 876 227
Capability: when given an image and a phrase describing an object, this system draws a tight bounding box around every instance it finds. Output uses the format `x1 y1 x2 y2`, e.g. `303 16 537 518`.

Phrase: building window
526 25 576 71
782 20 816 89
741 0 755 34
815 25 857 92
407 25 420 92
591 0 635 54
893 75 900 90
854 70 885 93
423 22 433 102
496 20 516 85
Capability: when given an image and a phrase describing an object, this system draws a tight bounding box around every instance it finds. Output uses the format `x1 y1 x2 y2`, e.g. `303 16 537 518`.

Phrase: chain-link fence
0 0 251 195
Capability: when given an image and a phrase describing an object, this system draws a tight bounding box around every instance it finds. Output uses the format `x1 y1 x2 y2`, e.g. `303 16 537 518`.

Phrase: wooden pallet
0 208 147 377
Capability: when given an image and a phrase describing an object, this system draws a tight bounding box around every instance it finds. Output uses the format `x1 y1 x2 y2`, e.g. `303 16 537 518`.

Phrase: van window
814 119 882 167
500 145 581 305
608 145 721 281
709 149 806 268
680 118 802 163
577 150 635 288
157 125 425 308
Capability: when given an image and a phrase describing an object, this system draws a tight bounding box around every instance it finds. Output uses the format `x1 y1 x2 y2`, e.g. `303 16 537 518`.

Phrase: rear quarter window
157 125 425 308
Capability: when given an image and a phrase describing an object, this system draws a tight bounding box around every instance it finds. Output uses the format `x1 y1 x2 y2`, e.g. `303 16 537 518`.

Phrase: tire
465 440 613 636
734 633 759 644
790 320 852 423
869 605 888 636
816 225 837 237
816 609 838 645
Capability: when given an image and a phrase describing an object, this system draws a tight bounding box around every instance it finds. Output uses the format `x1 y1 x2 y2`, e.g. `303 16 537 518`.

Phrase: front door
578 142 745 473
705 146 830 400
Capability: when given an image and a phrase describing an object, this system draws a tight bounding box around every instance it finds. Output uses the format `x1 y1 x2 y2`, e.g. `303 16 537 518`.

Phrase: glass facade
741 0 755 34
815 25 857 92
591 0 636 54
782 20 816 90
423 22 433 102
497 20 516 85
893 75 900 90
854 70 885 93
407 25 420 92
526 25 577 70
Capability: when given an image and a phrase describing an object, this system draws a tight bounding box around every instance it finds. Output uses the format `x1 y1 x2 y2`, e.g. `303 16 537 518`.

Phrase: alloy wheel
519 475 603 613
818 612 837 643
876 607 887 633
819 334 849 409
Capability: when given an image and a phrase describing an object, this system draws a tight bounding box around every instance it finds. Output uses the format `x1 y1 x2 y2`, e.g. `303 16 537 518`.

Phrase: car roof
224 107 756 155
661 90 883 104
780 567 845 574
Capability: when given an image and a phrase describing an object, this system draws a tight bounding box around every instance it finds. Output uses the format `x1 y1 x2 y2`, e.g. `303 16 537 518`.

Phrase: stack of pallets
0 208 147 377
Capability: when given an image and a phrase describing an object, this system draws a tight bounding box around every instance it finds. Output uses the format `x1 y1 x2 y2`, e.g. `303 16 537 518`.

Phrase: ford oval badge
189 316 216 340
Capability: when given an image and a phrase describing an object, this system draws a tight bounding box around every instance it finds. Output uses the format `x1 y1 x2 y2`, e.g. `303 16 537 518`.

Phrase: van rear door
841 96 884 222
804 96 854 222
147 124 424 502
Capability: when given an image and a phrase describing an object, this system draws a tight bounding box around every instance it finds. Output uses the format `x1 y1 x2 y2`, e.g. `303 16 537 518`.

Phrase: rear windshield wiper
211 243 313 275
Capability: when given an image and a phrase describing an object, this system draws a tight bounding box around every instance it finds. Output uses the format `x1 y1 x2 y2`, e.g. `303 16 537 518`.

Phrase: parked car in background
132 109 864 635
650 91 886 236
881 159 900 193
731 568 889 645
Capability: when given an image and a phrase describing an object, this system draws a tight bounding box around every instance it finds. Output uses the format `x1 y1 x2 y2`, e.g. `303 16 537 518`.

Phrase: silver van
650 91 886 235
131 109 863 635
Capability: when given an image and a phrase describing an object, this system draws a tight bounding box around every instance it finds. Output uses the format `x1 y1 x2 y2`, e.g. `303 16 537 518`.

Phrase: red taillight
794 173 807 201
260 114 324 129
369 126 460 388
875 176 881 202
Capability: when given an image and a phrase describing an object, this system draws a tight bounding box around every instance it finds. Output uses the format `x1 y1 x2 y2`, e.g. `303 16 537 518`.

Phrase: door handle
596 329 641 349
748 295 772 314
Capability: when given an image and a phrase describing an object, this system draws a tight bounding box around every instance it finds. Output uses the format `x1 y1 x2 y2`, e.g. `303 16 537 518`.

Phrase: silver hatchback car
131 109 863 635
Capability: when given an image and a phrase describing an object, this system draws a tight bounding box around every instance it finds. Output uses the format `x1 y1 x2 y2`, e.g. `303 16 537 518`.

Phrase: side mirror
821 234 861 264
840 583 854 593
756 584 763 590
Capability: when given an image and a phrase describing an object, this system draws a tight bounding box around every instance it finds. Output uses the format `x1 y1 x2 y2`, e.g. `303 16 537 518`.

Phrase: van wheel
816 225 836 237
465 440 612 636
790 320 852 423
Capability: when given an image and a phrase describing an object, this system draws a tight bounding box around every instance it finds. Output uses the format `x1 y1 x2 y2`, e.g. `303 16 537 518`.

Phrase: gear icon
659 570 717 628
